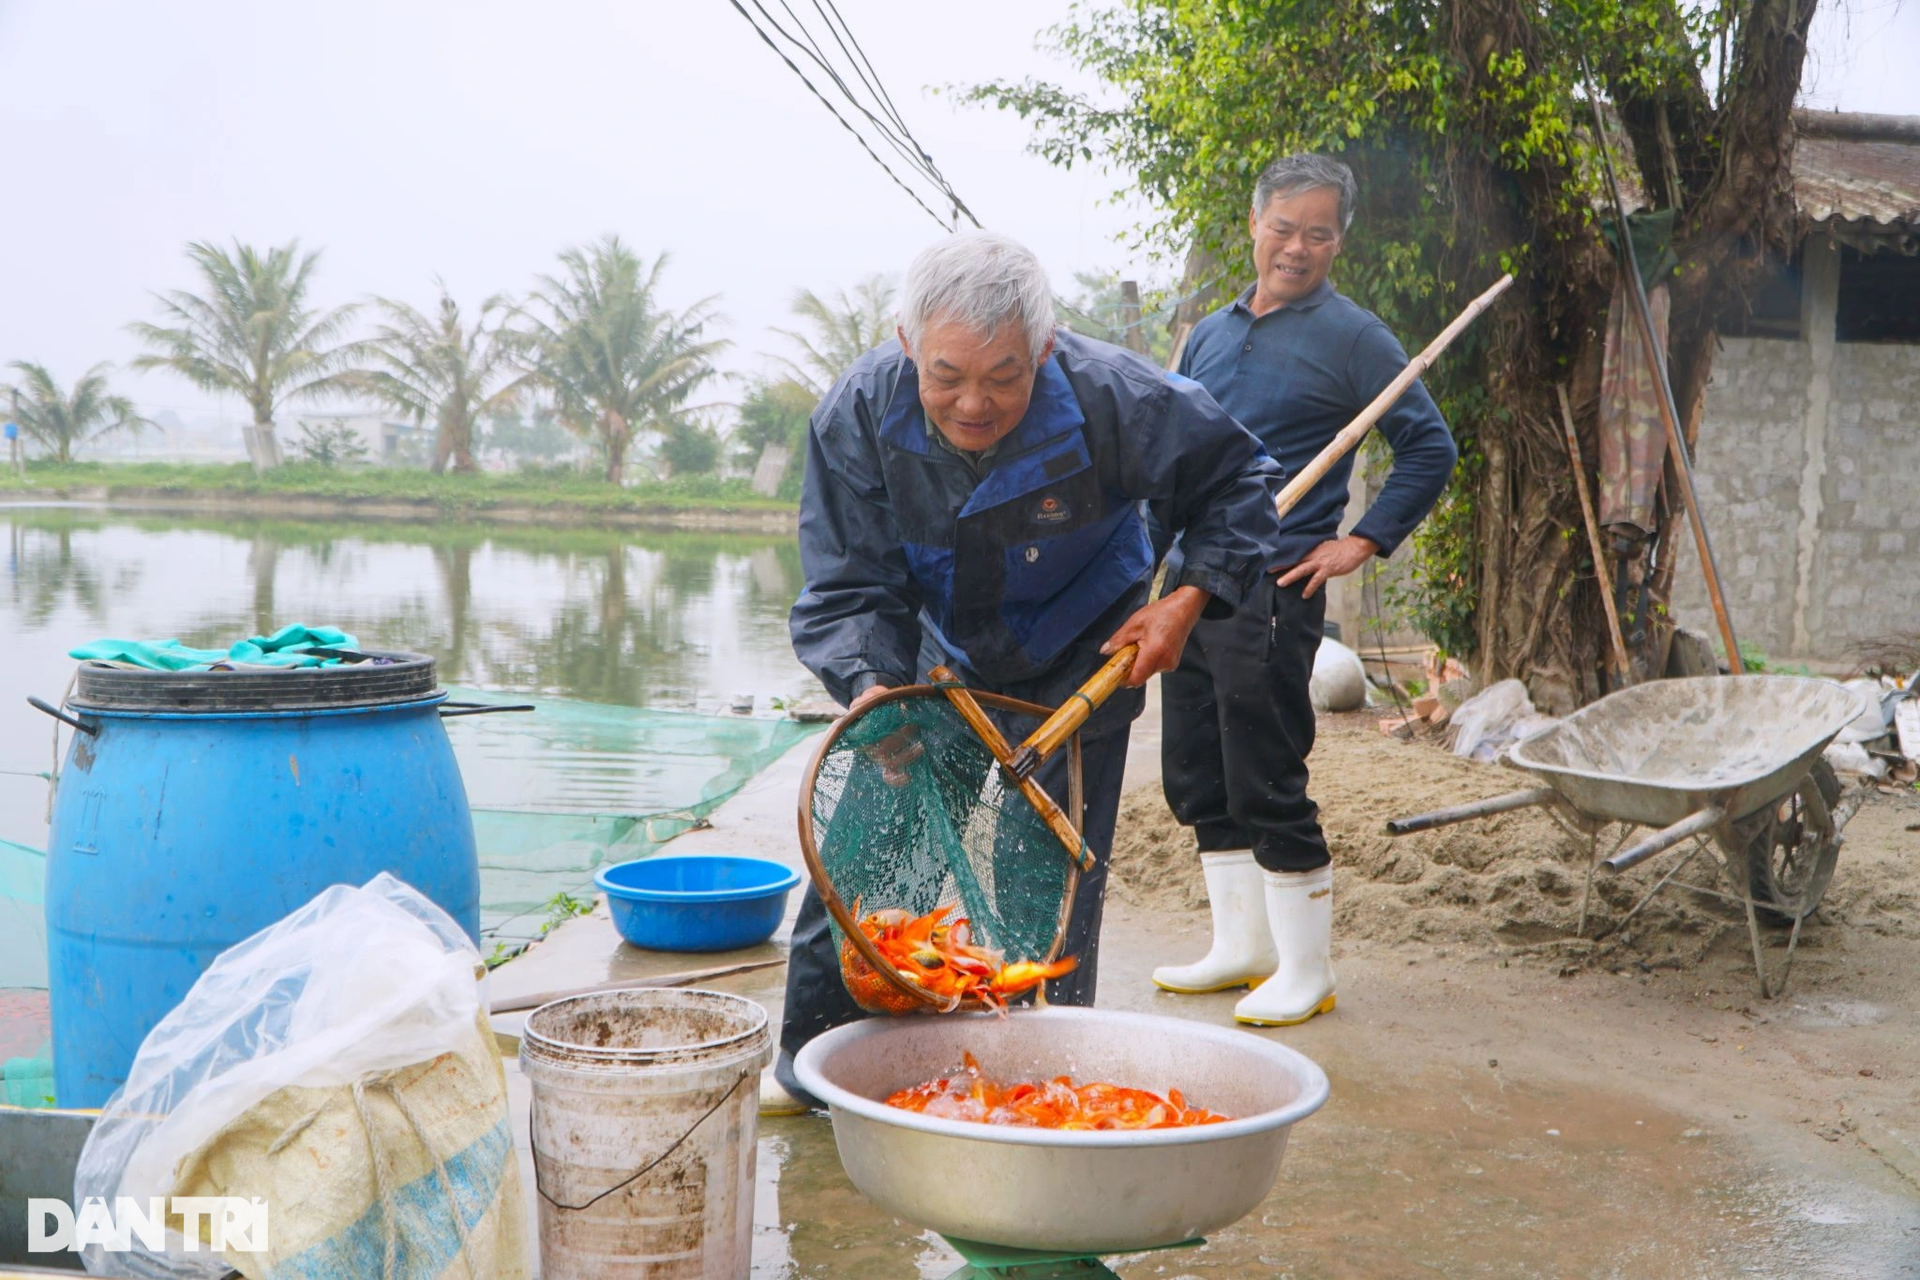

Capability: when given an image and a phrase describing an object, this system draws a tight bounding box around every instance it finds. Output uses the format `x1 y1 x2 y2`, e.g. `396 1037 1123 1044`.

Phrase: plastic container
594 854 800 952
520 988 773 1279
42 652 481 1108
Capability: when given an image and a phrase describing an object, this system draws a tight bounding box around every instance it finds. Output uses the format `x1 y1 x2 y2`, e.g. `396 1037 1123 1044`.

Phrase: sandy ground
496 706 1920 1277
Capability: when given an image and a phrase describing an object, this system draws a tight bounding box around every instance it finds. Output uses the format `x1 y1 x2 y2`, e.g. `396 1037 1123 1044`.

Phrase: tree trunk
246 408 282 472
602 410 628 485
433 408 474 475
451 416 474 473
1440 0 1813 710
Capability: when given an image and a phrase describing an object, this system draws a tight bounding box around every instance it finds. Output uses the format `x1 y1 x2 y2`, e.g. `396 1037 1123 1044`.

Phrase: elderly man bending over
767 230 1283 1111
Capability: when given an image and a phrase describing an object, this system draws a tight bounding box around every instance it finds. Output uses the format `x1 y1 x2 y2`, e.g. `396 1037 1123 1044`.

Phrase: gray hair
1252 153 1358 230
901 230 1056 364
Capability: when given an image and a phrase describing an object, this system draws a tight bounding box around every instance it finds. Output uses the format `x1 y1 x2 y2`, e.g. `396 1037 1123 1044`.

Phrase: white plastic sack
1310 638 1370 713
1449 678 1558 763
75 873 529 1280
1834 677 1892 744
1824 740 1888 779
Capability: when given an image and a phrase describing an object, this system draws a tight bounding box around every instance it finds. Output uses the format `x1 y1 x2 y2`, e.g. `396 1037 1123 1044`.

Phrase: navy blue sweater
1178 280 1457 569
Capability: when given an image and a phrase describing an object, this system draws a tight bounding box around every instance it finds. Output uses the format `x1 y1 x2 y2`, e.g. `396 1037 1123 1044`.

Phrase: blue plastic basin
594 855 801 953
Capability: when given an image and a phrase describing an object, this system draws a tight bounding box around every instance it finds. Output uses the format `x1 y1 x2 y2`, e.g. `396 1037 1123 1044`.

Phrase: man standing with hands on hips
1153 153 1458 1026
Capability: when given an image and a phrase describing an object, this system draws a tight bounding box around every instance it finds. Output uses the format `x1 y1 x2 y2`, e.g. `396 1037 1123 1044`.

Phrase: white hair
901 230 1055 363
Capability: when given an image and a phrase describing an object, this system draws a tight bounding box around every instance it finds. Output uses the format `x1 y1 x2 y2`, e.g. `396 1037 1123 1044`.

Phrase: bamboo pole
1271 273 1513 519
1007 273 1515 780
927 665 1095 872
1555 383 1633 682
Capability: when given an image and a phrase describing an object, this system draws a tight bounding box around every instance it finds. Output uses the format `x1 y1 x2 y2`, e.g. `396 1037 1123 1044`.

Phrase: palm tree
769 275 895 394
129 239 358 471
342 285 523 473
516 236 727 485
2 362 147 464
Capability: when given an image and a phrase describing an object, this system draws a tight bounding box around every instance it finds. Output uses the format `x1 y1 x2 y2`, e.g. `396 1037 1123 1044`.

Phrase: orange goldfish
840 903 1077 1014
885 1051 1230 1129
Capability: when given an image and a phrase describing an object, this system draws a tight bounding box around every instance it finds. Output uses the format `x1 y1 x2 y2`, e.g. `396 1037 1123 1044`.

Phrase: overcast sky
0 0 1913 429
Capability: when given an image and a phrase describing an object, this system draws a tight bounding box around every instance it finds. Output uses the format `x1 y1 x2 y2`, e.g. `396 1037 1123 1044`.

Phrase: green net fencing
806 692 1077 989
447 689 821 943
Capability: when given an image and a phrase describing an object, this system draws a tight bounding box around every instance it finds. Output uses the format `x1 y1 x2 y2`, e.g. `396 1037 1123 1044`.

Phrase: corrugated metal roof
1792 111 1920 229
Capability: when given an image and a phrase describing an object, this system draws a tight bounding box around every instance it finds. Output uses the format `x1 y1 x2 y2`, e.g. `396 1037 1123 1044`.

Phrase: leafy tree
342 285 523 474
658 418 722 477
733 377 814 464
732 376 815 498
971 0 1819 708
294 420 369 467
129 240 358 471
516 236 727 485
770 275 895 394
481 404 579 468
1058 269 1174 365
3 362 147 464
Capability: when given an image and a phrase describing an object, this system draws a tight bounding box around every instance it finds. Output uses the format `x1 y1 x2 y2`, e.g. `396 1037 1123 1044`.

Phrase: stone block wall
1675 255 1920 665
1675 336 1810 652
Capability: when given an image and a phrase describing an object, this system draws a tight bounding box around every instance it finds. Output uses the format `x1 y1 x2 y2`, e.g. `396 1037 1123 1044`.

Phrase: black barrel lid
68 649 441 714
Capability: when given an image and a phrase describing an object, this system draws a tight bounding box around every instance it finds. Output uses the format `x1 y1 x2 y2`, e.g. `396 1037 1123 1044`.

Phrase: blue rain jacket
790 329 1284 708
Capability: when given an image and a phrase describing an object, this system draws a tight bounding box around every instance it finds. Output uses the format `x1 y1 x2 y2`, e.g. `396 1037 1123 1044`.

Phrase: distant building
291 413 423 466
1674 109 1920 664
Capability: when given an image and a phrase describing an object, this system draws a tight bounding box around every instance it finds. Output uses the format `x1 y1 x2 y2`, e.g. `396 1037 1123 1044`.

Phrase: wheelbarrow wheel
1739 759 1842 927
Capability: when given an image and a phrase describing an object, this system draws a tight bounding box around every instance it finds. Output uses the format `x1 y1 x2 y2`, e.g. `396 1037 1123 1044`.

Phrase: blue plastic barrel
42 653 481 1108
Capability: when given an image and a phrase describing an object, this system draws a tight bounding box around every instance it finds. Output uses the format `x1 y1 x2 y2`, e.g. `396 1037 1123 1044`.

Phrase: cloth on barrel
70 624 360 671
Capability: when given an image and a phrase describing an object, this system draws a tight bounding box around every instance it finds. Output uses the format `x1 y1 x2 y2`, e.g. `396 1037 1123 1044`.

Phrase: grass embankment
0 461 797 524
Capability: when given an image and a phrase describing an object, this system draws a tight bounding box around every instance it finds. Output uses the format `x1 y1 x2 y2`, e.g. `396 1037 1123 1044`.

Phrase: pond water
0 504 822 1065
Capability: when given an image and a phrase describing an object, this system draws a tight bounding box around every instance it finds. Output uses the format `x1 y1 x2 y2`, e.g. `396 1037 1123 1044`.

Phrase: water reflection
0 506 818 854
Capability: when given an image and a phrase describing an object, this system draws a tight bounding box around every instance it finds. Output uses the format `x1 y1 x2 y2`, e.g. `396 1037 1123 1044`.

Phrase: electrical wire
731 0 979 228
764 0 963 209
726 0 954 230
728 0 1206 339
792 0 981 226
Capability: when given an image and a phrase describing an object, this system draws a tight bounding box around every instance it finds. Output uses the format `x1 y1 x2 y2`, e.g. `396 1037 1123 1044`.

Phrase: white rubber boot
759 1068 811 1117
1151 851 1277 994
1234 866 1336 1026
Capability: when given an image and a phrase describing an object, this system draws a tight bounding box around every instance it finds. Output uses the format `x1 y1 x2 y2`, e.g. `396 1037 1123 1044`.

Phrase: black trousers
775 724 1129 1103
1161 574 1330 873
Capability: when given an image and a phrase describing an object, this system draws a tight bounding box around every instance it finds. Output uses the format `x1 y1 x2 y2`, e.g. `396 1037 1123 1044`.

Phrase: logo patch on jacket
1031 494 1071 525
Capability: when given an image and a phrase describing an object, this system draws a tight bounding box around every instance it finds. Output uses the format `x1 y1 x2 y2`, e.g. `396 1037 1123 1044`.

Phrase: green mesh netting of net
802 689 1083 1011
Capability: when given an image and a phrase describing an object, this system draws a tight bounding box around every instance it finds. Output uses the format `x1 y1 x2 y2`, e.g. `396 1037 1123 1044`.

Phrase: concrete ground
490 698 1920 1278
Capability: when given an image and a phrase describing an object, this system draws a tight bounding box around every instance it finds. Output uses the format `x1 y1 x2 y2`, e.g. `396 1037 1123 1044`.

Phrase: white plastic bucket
520 988 774 1278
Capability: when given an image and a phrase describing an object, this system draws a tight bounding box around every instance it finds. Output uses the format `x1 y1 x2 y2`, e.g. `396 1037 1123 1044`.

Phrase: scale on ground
938 1234 1205 1279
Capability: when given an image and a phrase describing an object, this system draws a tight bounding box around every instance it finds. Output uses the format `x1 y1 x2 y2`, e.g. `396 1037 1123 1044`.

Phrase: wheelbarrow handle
1385 787 1557 836
1601 806 1725 874
27 696 97 736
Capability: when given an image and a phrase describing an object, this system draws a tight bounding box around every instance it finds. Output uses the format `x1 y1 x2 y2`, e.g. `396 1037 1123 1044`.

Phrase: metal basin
1509 675 1863 828
793 1006 1327 1252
